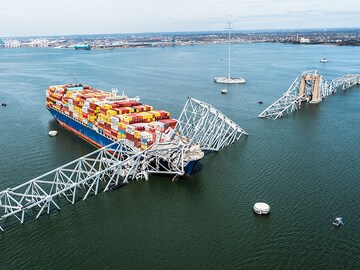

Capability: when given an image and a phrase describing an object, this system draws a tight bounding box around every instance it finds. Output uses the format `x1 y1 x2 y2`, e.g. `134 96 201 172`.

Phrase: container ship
74 44 91 50
46 84 202 174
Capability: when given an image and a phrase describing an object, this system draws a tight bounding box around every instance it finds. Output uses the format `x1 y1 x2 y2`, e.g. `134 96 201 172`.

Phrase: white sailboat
214 22 245 84
320 41 328 63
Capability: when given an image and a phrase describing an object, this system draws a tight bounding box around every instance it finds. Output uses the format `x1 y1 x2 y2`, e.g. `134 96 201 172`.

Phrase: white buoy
253 202 270 215
48 131 58 137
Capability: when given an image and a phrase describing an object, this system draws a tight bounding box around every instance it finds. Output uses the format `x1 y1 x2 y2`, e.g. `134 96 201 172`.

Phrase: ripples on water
0 44 359 269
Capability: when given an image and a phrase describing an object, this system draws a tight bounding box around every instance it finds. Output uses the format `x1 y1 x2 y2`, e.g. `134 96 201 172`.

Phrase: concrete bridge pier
299 73 322 103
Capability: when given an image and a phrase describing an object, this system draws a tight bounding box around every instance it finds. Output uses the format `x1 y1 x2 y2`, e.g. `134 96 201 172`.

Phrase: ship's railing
173 97 248 151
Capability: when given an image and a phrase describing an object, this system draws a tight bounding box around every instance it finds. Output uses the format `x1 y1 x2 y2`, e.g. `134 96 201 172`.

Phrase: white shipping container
111 116 119 124
111 123 118 130
126 125 135 134
140 131 153 141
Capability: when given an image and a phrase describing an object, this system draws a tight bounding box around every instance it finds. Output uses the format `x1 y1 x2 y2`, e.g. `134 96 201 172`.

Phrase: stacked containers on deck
46 84 177 151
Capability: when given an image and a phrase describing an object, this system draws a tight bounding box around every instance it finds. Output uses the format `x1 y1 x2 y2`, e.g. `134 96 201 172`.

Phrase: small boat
221 89 228 94
1 102 6 106
258 101 263 104
48 130 58 137
320 57 329 63
214 22 245 84
332 217 343 227
110 182 127 191
320 42 328 63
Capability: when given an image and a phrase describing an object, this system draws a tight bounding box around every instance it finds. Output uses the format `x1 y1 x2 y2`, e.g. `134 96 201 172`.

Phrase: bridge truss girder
259 70 359 120
331 74 359 90
173 97 248 151
258 78 302 119
0 140 193 230
0 97 248 230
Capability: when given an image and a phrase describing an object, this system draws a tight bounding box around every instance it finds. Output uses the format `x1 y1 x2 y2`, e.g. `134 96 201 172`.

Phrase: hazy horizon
1 0 359 37
2 27 360 40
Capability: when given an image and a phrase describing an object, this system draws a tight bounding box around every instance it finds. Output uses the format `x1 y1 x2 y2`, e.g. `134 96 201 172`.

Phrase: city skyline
1 0 359 37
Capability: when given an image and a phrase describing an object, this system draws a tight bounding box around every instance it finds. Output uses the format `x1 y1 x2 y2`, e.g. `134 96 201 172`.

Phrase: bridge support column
299 75 307 98
310 75 322 103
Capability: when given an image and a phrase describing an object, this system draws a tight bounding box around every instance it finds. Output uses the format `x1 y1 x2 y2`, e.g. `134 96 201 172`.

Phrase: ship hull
214 77 246 84
47 107 198 175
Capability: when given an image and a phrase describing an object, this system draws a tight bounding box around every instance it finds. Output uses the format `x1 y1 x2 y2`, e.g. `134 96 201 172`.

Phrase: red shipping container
160 118 177 129
126 133 134 141
111 129 118 136
89 103 97 110
134 140 141 148
103 123 111 130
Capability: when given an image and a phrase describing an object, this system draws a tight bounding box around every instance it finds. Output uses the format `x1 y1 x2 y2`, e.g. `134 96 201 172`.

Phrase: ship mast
227 22 231 79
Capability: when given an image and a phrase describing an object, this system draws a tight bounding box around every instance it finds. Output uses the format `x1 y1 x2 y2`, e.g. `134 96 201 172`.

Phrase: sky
0 0 359 37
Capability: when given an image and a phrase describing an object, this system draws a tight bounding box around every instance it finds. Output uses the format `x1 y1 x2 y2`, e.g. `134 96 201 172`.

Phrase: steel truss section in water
0 140 196 230
173 97 248 151
0 98 248 230
258 78 302 120
259 70 360 120
331 74 359 90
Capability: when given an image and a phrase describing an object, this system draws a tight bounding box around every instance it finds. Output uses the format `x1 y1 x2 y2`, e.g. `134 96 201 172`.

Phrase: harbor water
0 43 359 269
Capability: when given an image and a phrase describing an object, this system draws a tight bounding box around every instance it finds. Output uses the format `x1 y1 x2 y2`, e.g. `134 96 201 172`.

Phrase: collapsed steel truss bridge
0 97 247 231
258 70 360 120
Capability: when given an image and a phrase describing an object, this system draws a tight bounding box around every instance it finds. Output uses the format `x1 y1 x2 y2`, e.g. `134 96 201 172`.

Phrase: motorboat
320 57 329 63
332 217 343 227
221 89 228 94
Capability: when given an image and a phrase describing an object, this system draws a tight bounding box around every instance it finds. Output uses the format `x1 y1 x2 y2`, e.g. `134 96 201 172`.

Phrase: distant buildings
299 37 310 44
3 38 49 48
1 29 360 49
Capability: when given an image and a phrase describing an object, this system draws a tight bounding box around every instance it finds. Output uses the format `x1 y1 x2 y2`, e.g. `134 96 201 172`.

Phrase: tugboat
332 217 343 227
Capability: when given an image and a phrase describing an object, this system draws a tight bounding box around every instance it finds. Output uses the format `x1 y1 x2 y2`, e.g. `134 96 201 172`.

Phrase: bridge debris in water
258 70 360 119
0 97 248 231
